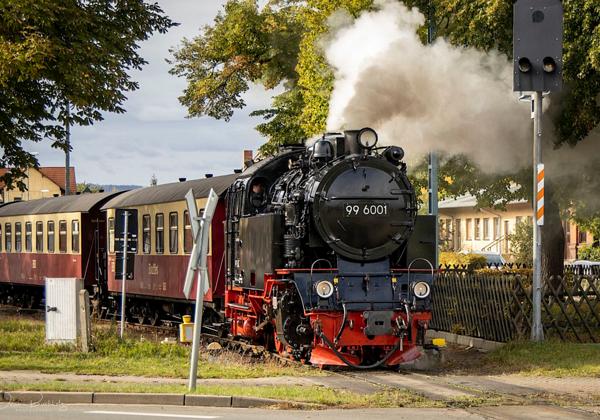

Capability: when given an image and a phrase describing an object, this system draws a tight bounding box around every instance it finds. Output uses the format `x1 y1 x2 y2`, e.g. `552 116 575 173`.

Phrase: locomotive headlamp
357 127 378 149
543 57 557 73
413 281 430 299
315 280 334 299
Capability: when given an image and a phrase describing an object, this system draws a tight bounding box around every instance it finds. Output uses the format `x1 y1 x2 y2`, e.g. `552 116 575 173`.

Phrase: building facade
439 195 594 261
0 167 76 203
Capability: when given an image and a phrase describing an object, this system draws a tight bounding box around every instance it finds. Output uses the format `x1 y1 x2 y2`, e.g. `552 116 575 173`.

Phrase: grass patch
472 341 600 377
0 380 438 408
0 318 319 379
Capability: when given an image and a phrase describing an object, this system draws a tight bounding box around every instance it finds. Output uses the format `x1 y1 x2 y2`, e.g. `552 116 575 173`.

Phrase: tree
509 219 533 265
169 0 305 152
0 0 174 190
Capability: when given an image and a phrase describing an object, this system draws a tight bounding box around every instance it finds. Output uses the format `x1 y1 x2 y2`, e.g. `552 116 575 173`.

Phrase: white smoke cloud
325 1 534 172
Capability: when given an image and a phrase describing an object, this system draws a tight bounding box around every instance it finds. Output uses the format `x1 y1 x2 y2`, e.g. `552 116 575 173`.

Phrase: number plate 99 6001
344 203 388 217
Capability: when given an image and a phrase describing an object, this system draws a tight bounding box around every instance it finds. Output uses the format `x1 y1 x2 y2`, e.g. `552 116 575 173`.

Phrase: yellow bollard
179 315 194 343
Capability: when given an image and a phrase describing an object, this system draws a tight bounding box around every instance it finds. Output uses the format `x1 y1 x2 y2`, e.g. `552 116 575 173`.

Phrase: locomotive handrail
407 258 435 287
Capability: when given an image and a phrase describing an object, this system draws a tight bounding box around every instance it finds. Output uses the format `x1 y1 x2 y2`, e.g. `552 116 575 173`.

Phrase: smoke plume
325 1 534 172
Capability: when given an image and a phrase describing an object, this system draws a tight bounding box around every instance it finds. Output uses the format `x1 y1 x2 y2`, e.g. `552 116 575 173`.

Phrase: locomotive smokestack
343 130 361 156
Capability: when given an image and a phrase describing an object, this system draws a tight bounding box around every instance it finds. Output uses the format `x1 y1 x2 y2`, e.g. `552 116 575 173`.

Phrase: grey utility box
45 277 83 345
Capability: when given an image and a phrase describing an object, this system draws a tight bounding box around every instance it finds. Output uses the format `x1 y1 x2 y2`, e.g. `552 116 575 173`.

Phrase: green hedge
439 251 487 268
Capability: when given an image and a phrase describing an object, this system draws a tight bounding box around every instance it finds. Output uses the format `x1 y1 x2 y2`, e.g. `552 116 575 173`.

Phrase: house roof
0 191 122 217
439 194 528 210
39 167 77 193
101 174 238 209
0 167 77 193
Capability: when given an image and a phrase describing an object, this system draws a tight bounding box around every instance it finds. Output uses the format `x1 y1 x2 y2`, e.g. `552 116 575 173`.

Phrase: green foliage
577 244 600 261
170 0 307 150
509 219 533 265
439 251 486 268
0 0 174 189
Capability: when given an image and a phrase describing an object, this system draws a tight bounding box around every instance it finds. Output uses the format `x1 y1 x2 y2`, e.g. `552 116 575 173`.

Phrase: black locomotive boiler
224 128 436 367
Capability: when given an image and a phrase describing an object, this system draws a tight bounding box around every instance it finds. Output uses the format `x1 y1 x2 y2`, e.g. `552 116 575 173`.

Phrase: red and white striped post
536 164 544 226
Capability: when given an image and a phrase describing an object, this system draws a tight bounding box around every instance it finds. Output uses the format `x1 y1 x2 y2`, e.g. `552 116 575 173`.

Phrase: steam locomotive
0 128 436 368
225 128 436 367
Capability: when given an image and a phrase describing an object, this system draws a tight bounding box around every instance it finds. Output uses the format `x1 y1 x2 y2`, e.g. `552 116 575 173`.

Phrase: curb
426 330 504 351
1 391 314 408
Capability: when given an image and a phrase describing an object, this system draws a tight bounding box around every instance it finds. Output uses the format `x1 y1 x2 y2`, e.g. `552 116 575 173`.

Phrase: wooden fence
430 266 600 343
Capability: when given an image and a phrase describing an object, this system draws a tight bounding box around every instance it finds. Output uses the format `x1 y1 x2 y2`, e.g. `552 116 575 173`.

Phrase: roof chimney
205 174 213 178
243 150 253 169
179 177 186 182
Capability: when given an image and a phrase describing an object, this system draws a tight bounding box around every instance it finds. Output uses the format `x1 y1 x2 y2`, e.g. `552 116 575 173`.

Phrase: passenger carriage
100 175 237 324
0 192 120 307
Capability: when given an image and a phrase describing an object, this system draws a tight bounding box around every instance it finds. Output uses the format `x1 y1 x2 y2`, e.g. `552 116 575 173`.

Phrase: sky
32 1 273 186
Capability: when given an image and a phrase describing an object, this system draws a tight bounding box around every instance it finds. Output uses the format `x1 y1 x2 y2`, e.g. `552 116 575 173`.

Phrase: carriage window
72 220 80 253
59 220 67 253
47 221 55 253
5 223 12 252
156 213 164 254
142 215 151 254
108 217 114 253
36 221 43 252
15 222 22 252
169 212 178 254
184 211 192 254
25 222 32 252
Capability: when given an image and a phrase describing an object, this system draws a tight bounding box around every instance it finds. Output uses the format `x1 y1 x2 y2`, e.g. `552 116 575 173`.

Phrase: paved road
0 403 599 420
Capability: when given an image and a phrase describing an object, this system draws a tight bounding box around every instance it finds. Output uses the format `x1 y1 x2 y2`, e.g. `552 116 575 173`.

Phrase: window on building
36 221 43 252
578 230 588 244
108 218 114 254
142 215 151 254
466 219 472 240
71 220 80 253
169 212 178 254
15 222 22 252
493 217 500 240
474 218 481 240
156 213 164 254
59 220 67 253
5 223 12 252
47 221 55 253
184 211 192 254
455 219 462 249
25 222 32 252
483 218 490 240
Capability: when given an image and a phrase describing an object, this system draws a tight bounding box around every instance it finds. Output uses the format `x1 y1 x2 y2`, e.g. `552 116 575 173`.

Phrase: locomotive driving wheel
273 287 313 361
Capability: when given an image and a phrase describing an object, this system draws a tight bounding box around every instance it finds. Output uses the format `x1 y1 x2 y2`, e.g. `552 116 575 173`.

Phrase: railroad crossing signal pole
513 0 563 342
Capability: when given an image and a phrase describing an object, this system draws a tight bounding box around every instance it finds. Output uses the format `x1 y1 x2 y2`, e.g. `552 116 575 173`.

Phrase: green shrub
440 251 487 268
508 219 533 265
577 244 600 261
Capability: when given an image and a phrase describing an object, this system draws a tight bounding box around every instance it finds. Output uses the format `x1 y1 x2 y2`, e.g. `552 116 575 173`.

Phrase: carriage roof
101 174 238 209
0 191 122 217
